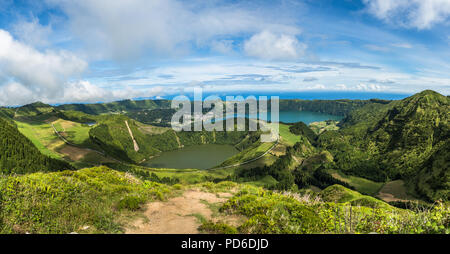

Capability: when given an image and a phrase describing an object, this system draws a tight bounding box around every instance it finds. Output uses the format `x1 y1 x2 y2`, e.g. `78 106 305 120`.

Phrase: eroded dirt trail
125 190 234 234
125 120 139 152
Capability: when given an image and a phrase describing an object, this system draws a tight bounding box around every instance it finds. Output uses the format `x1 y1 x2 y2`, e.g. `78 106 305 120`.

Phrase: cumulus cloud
0 29 87 105
0 82 39 106
355 83 386 91
47 0 300 60
60 81 164 104
363 0 450 29
0 29 166 106
244 31 307 61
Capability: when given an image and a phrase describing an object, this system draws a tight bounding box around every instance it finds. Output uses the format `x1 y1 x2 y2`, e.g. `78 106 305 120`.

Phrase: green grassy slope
208 184 449 234
327 169 384 195
0 166 177 233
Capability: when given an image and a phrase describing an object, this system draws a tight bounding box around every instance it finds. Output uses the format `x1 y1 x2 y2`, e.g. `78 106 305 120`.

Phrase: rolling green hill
319 90 449 201
56 99 172 115
278 98 388 116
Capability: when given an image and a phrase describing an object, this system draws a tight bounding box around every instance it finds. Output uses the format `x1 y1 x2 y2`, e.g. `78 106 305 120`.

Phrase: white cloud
244 31 306 61
356 83 386 91
11 17 52 47
0 29 87 106
47 0 300 61
0 82 38 106
61 81 164 103
363 0 450 29
336 84 347 90
0 79 165 106
100 58 450 95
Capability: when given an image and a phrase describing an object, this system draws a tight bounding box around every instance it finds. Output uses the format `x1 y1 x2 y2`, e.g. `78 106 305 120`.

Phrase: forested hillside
278 98 389 116
56 99 172 115
89 115 255 164
0 117 73 174
318 90 449 201
56 97 386 118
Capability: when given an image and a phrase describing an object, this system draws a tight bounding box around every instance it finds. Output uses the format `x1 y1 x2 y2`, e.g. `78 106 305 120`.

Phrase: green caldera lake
142 144 239 170
144 111 343 170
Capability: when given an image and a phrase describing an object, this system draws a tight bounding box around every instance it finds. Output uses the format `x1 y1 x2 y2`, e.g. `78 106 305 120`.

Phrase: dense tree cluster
319 90 449 201
288 121 318 145
278 99 381 116
56 99 172 115
0 117 73 174
126 109 176 127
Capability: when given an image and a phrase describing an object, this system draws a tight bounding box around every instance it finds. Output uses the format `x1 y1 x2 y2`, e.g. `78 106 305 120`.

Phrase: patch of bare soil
59 144 90 161
377 192 403 202
377 180 416 202
59 120 77 130
270 143 286 156
125 190 242 234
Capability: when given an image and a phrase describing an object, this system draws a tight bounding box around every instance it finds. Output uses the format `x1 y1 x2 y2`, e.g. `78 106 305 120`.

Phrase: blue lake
266 110 343 124
221 110 343 124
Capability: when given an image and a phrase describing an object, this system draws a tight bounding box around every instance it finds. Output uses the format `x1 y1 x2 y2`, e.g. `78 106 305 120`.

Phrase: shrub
117 195 145 210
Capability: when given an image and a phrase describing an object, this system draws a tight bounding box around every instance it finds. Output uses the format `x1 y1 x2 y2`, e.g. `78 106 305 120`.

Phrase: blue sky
0 0 449 106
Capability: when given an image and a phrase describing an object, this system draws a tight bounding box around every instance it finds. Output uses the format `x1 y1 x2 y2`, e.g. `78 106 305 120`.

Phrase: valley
0 90 448 234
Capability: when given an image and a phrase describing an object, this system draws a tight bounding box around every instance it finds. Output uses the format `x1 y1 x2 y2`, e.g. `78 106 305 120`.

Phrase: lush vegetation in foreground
0 167 447 234
0 167 178 233
202 184 449 234
0 90 448 234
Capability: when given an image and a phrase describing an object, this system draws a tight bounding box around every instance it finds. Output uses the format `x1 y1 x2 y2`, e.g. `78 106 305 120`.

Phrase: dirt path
125 120 139 152
125 190 236 234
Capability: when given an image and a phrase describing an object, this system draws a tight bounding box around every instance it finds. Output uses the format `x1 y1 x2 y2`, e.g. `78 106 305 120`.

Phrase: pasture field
220 142 275 167
53 119 92 145
327 169 384 195
279 123 301 146
15 120 64 159
309 120 339 134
